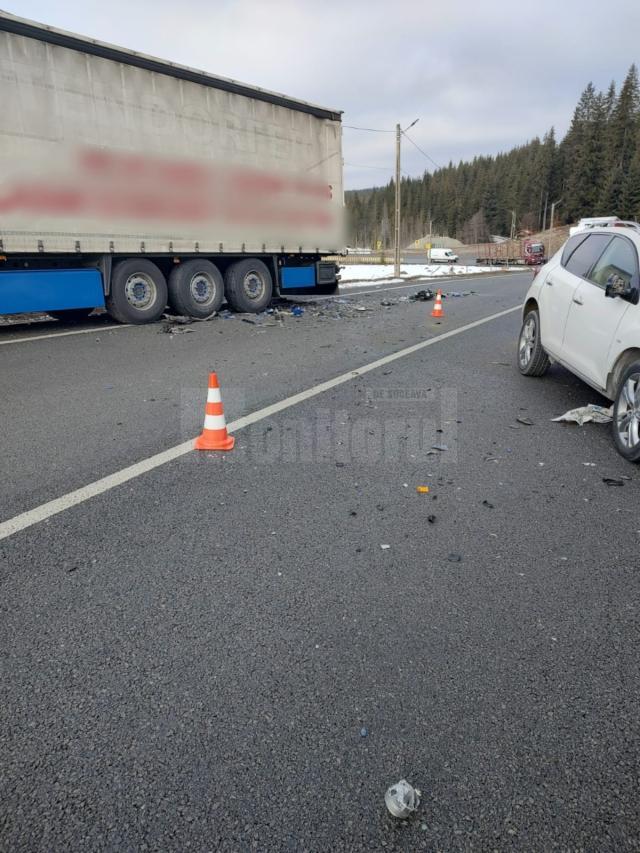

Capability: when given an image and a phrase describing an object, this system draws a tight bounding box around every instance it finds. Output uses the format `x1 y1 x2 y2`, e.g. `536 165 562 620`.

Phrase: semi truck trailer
0 12 344 323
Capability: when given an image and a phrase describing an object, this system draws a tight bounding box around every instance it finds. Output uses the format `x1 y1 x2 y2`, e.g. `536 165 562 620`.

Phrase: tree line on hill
346 65 640 247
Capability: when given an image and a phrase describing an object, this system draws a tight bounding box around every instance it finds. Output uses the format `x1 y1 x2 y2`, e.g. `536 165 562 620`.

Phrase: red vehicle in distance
523 239 546 265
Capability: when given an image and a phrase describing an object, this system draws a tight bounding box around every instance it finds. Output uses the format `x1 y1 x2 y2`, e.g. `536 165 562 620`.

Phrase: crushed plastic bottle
385 779 421 819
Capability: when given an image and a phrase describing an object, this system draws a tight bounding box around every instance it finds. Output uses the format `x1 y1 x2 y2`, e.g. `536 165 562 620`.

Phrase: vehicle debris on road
385 780 421 819
552 404 613 426
162 313 195 325
161 325 195 335
409 289 435 302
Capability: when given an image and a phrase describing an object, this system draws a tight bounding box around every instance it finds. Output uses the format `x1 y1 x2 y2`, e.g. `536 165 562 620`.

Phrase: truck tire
224 258 273 313
168 259 224 318
106 259 167 324
612 360 640 463
517 309 549 376
49 308 94 322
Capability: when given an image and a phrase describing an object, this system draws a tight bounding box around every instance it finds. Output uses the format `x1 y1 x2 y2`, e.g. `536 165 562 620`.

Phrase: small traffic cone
194 372 235 451
431 290 444 318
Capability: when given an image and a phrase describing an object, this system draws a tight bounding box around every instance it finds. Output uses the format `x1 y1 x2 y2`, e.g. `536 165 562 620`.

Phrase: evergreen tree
565 86 608 219
622 138 640 220
601 64 639 211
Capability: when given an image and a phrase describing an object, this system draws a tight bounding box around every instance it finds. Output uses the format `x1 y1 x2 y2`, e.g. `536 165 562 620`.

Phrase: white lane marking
0 323 130 346
0 303 522 541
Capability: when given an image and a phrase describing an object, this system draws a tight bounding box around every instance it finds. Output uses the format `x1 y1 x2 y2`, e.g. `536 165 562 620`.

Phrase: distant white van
431 248 459 263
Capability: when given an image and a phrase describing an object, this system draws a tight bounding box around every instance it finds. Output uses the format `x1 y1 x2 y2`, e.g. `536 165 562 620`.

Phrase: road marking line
0 323 130 346
0 303 522 542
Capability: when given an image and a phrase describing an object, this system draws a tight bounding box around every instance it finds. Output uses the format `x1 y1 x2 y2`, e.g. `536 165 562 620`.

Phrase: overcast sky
7 0 640 189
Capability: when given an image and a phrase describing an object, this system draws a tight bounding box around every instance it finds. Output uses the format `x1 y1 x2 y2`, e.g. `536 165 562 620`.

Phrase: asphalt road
2 271 639 852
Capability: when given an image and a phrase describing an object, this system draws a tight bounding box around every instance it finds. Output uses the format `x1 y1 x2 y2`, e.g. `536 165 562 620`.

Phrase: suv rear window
563 234 612 278
561 234 588 266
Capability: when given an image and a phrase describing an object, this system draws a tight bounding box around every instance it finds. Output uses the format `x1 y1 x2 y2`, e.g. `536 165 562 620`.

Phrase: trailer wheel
106 259 167 324
168 259 224 318
48 308 94 323
224 258 273 313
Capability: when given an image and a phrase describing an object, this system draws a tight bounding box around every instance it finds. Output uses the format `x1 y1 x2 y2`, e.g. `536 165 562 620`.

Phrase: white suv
518 227 640 461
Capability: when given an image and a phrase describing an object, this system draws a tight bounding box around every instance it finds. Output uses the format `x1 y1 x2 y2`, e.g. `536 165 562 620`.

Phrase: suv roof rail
611 220 640 231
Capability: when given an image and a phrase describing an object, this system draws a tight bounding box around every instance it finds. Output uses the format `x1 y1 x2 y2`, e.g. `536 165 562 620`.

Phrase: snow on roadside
338 263 520 287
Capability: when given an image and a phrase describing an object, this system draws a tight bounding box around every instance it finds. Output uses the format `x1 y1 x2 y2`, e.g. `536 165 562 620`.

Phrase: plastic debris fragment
552 404 613 426
385 779 421 819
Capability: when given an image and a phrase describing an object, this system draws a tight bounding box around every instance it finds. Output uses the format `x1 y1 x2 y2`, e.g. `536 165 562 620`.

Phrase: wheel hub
519 317 535 365
616 372 640 449
243 271 265 301
190 273 215 305
124 273 156 310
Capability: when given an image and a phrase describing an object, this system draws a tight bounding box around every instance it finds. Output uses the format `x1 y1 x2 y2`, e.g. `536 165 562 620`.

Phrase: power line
401 131 442 170
344 162 412 180
344 161 393 171
305 150 341 171
343 124 395 133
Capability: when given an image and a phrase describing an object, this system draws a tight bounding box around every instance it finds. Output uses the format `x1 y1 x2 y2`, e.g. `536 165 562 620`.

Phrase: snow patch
338 264 519 286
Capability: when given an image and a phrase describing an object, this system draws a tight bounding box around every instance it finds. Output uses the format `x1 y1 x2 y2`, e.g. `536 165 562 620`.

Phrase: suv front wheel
613 360 640 462
518 309 550 376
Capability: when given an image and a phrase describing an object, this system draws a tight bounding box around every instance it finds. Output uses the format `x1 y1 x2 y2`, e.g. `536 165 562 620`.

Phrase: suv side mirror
605 274 639 304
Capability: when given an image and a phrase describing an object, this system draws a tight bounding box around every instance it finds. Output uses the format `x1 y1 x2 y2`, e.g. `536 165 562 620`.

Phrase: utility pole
393 118 419 278
542 191 549 232
394 124 401 277
549 198 562 258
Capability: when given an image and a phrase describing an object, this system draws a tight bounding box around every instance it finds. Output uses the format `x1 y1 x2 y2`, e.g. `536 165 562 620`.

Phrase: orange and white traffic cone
431 290 444 319
194 372 235 451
